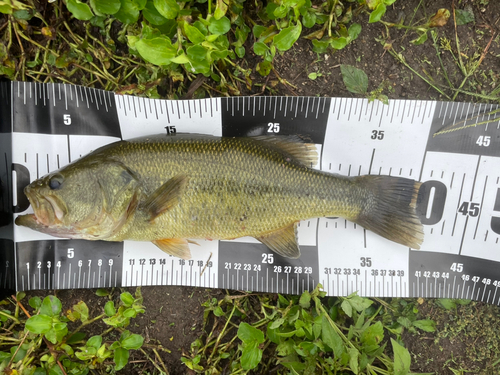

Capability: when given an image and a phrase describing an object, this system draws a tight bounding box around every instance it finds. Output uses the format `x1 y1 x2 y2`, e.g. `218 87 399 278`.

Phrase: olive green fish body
16 134 423 259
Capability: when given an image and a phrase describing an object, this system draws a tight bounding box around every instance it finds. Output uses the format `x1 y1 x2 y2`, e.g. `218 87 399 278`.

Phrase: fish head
16 160 140 240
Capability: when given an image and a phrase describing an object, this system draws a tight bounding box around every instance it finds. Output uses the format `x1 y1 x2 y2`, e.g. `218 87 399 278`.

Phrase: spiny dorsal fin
256 222 301 259
144 175 189 221
253 135 318 167
152 238 197 259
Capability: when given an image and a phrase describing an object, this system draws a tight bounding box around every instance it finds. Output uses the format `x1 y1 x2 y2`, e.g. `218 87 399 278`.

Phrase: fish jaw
15 213 77 238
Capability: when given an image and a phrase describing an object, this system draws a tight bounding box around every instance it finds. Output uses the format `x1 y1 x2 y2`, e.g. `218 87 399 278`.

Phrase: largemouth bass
15 134 423 259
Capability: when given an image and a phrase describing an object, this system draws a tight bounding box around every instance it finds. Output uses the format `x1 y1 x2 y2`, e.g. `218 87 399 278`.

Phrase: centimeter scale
1 81 500 303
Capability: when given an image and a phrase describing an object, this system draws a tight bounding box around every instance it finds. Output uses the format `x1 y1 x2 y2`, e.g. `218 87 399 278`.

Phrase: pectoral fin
144 175 189 221
152 238 198 259
256 222 301 259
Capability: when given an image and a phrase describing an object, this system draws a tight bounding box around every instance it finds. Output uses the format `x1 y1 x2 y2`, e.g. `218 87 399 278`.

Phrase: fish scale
113 136 356 241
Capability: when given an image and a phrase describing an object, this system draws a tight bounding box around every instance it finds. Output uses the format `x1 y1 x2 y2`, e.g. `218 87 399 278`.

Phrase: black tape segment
221 96 330 144
427 101 500 157
0 239 15 299
16 239 124 291
218 241 319 294
12 82 121 138
409 250 500 303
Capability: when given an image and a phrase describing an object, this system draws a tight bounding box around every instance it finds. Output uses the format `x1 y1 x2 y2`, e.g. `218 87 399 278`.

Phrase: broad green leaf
123 308 137 318
436 298 457 310
348 23 361 41
238 322 265 344
413 319 436 332
73 301 89 322
114 347 129 371
136 37 176 65
105 301 116 317
11 344 28 362
253 25 267 38
341 300 353 317
340 65 368 95
87 335 102 349
256 60 272 76
0 4 12 14
331 37 348 50
456 8 474 25
132 0 147 10
171 53 190 65
41 296 62 317
299 291 311 309
90 0 121 15
277 339 295 356
273 22 302 51
269 317 285 330
121 334 144 350
143 0 168 25
235 45 245 58
312 39 330 53
369 3 386 23
321 315 344 358
95 289 110 297
187 44 208 61
253 41 268 56
114 0 140 24
302 11 315 28
361 321 384 346
13 9 31 20
241 342 262 370
0 351 10 361
153 0 179 19
347 294 373 312
26 315 52 334
391 338 411 375
208 16 230 35
273 4 288 19
214 0 228 19
184 23 206 44
348 347 360 374
29 297 42 310
66 0 94 20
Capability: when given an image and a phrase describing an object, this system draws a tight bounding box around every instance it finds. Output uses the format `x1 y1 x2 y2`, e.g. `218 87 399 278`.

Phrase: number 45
477 136 490 147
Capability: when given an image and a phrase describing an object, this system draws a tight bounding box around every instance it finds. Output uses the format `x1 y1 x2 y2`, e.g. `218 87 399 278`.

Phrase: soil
6 0 500 374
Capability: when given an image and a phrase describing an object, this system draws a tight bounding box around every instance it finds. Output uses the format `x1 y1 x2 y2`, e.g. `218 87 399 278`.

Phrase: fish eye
48 175 64 190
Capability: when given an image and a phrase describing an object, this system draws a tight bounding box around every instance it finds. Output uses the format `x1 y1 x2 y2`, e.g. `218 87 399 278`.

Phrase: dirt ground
11 0 500 374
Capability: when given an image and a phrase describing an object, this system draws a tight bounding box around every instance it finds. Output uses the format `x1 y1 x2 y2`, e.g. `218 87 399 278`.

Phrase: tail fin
353 176 423 249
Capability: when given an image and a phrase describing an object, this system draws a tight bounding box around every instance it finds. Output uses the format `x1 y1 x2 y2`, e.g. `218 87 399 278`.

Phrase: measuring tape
1 81 500 303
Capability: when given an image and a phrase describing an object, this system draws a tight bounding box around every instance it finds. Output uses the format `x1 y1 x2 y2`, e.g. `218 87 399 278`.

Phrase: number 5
67 248 74 258
63 114 71 125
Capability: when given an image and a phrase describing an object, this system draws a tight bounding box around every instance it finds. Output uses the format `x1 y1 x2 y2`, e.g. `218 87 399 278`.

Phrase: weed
0 0 398 97
182 284 425 374
0 288 168 374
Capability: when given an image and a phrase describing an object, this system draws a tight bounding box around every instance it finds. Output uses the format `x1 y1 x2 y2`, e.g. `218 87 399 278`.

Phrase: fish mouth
19 186 67 227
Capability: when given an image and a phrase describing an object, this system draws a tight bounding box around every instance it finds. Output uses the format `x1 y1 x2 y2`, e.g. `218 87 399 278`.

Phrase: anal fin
152 238 196 260
255 222 301 259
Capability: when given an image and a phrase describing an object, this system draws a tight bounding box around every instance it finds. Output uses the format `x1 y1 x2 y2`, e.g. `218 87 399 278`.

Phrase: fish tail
352 176 423 249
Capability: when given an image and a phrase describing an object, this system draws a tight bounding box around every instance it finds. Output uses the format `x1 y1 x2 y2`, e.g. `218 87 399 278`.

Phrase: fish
15 134 424 259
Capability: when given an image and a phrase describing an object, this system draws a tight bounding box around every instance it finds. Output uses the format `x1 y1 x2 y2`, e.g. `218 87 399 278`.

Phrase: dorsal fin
252 135 318 167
